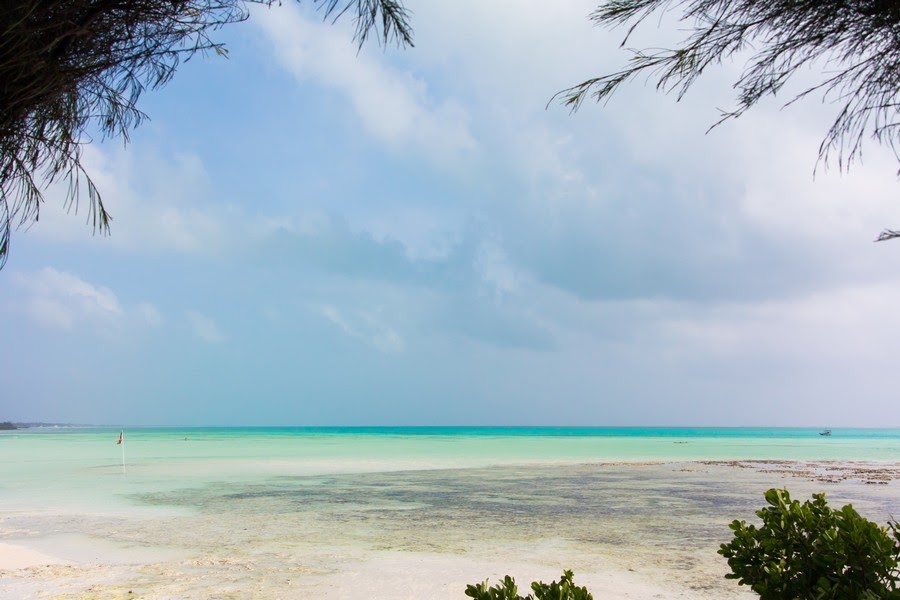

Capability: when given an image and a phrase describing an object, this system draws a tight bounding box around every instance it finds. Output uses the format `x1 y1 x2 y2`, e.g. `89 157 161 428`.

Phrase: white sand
299 551 719 599
0 534 191 570
0 542 68 570
0 540 724 599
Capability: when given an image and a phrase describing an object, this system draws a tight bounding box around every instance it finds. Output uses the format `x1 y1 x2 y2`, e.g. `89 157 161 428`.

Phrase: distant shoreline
5 423 900 431
0 422 86 430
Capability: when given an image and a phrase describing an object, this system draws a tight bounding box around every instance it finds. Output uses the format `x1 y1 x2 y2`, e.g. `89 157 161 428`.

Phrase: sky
1 1 899 427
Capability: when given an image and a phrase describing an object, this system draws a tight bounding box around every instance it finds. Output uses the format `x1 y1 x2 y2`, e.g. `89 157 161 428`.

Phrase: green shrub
465 569 593 600
719 488 900 599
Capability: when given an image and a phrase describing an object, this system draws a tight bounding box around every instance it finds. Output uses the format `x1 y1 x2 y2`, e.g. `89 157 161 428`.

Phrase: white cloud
26 296 77 331
137 302 164 328
254 4 476 164
657 281 900 366
474 238 520 299
410 0 610 99
187 311 226 343
731 119 900 241
321 304 404 353
13 267 122 331
10 268 166 339
29 145 227 256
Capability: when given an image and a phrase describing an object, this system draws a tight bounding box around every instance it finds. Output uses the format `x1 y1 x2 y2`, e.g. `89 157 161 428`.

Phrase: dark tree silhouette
0 0 412 268
556 0 900 241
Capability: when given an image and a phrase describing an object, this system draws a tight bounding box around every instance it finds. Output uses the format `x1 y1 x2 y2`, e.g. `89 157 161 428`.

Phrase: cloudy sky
2 1 898 427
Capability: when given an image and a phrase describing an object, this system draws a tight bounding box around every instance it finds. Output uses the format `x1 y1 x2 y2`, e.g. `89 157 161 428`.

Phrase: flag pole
118 429 126 475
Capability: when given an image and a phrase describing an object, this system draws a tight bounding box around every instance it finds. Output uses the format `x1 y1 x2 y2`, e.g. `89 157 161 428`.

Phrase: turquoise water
1 427 898 598
4 426 899 465
3 427 899 476
16 425 898 437
2 426 897 512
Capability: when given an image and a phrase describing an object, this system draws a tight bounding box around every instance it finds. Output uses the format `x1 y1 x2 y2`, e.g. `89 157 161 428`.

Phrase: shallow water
1 428 899 598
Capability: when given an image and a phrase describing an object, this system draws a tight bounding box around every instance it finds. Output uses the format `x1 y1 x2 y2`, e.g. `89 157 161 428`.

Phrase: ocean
1 427 898 598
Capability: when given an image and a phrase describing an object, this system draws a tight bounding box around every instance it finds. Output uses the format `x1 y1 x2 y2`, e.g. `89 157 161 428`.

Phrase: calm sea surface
1 427 899 598
2 426 898 510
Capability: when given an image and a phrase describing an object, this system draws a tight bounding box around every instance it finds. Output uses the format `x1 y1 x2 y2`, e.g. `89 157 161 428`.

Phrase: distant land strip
0 422 83 430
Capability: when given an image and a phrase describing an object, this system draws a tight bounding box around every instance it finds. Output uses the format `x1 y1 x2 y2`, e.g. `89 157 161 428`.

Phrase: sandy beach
0 542 67 570
0 539 718 599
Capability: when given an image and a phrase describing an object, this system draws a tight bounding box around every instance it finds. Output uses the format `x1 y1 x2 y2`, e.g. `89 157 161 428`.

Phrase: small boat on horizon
819 429 832 436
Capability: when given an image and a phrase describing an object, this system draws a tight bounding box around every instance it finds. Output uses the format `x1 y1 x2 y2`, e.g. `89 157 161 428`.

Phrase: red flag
117 431 123 445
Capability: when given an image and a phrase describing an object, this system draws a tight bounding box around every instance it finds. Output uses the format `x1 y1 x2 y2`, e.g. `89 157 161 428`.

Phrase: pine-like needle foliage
557 0 900 238
0 0 412 268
